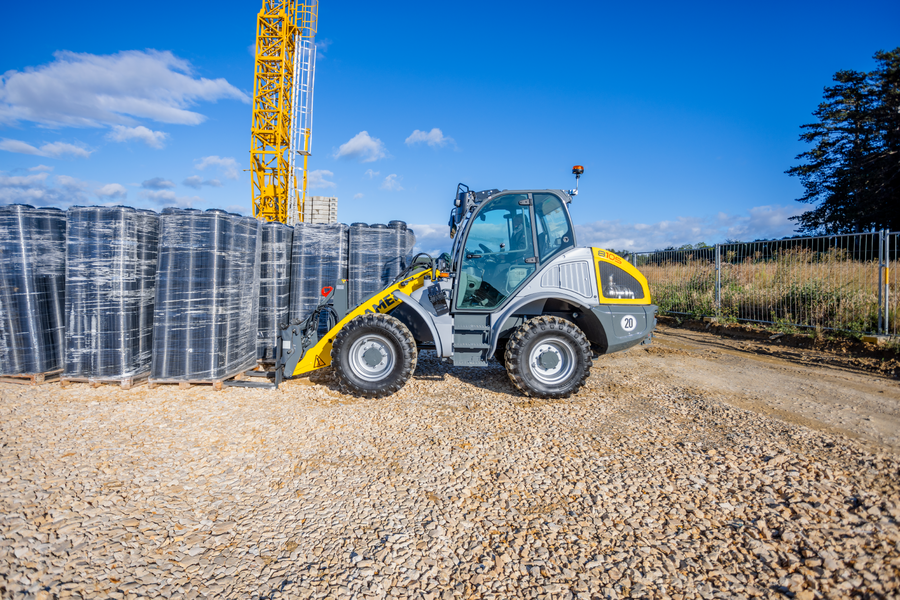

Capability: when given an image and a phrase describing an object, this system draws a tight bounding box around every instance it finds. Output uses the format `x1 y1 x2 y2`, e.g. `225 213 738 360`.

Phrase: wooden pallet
0 369 63 386
59 371 149 391
148 370 248 391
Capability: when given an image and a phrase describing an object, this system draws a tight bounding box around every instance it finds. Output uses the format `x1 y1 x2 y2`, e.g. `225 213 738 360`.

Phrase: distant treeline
627 233 895 266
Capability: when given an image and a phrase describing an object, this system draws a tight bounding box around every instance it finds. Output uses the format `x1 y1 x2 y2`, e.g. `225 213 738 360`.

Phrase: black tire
504 315 591 398
331 313 417 398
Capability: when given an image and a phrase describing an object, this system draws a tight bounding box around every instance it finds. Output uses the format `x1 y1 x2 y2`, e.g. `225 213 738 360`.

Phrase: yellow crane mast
250 0 318 225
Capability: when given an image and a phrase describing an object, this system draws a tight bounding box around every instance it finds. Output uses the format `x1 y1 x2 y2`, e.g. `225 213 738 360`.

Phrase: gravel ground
1 339 899 600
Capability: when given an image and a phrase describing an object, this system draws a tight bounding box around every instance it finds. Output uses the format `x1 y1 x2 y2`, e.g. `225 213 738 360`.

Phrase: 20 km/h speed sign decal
620 315 637 332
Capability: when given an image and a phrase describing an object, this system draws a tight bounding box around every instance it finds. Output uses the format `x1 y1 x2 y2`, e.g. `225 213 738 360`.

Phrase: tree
787 48 900 233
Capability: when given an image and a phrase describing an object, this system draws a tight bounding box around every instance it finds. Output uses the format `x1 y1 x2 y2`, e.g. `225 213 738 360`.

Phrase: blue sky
1 0 897 254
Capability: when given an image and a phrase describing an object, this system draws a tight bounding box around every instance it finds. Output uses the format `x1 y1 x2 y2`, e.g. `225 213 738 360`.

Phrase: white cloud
364 168 380 179
0 172 50 187
409 223 453 256
315 39 332 59
334 131 387 163
0 172 88 208
353 193 363 199
182 175 222 189
307 169 335 189
141 177 175 190
226 204 248 215
0 138 92 158
405 128 454 148
95 183 127 200
195 155 240 180
107 125 168 149
140 189 204 208
0 50 249 128
55 175 89 193
575 204 807 252
380 174 403 191
29 164 53 172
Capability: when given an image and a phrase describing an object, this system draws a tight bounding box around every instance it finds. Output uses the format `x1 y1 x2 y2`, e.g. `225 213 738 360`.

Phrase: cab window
456 194 536 310
534 193 574 262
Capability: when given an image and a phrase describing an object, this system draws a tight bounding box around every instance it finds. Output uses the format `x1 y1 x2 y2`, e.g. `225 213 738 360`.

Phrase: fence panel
628 232 885 335
629 248 717 317
890 232 899 336
718 233 881 333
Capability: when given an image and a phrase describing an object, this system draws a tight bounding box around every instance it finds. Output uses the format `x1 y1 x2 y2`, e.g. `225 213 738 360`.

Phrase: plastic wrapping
0 205 66 375
290 223 349 322
348 222 416 308
64 206 160 379
151 209 261 381
258 222 293 361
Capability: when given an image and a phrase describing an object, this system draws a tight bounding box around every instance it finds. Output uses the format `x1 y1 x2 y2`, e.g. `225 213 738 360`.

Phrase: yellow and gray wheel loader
275 167 657 398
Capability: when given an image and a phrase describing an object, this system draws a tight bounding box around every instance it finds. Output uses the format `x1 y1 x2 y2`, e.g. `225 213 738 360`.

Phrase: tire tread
504 315 591 398
331 313 417 398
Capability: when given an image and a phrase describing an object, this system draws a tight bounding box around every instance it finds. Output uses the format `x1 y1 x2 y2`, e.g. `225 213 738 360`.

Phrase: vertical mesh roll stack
151 209 261 382
290 223 349 322
0 205 66 375
349 223 378 308
348 222 416 308
258 222 293 362
64 207 160 379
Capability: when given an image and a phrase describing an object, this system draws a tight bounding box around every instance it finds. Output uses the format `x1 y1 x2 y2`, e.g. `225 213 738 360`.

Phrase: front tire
505 316 591 398
331 314 417 398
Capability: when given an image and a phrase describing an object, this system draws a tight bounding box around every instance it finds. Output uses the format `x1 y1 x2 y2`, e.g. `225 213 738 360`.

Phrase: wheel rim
348 333 396 382
528 338 575 386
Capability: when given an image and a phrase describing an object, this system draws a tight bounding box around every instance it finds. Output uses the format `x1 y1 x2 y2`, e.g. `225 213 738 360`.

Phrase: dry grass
635 247 895 335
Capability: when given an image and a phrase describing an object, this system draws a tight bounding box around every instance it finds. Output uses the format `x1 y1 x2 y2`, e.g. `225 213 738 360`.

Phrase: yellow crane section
250 0 318 225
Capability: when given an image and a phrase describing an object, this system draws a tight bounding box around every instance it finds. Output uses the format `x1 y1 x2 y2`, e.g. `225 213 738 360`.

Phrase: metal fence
890 232 899 336
628 231 896 336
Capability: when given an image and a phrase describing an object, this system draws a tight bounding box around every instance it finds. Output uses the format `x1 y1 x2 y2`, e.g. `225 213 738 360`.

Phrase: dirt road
644 324 900 454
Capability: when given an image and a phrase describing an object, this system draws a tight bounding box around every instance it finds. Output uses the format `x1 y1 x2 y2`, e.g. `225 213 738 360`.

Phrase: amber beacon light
569 165 584 196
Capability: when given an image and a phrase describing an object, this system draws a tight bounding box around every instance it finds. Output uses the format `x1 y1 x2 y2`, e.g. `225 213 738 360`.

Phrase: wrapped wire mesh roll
290 223 349 322
151 209 261 381
349 223 375 308
258 222 293 361
348 223 416 308
384 221 407 285
0 205 66 375
64 206 160 379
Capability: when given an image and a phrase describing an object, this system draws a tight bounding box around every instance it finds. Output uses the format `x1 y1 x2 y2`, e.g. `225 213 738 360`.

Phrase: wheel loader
274 167 657 398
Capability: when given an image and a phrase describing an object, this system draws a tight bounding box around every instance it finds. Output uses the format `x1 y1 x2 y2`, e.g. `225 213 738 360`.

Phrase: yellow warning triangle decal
314 356 325 368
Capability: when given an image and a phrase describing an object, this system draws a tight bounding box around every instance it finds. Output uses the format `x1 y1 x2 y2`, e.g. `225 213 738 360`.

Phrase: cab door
455 193 537 311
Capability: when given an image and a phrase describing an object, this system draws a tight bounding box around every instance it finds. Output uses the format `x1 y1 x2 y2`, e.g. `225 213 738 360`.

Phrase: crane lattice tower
250 0 318 225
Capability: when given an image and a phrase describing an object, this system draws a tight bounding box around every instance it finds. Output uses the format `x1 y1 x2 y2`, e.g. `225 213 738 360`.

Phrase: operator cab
448 186 576 311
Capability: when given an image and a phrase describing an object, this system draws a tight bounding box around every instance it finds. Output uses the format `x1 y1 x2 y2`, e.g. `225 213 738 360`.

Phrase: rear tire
331 314 417 398
505 316 591 398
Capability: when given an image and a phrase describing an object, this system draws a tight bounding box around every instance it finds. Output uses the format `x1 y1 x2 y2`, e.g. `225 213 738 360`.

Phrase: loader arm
279 268 438 379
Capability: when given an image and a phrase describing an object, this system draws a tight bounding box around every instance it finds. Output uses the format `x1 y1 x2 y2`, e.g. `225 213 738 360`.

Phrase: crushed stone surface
1 336 899 599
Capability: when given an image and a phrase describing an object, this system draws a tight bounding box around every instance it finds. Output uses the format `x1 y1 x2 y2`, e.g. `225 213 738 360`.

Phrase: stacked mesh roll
0 205 67 375
257 222 293 361
151 209 261 381
348 222 416 308
65 207 160 379
290 223 349 322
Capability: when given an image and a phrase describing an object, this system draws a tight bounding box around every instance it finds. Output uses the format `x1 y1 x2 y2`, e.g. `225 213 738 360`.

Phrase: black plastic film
290 223 349 321
0 205 67 375
349 222 417 308
151 209 261 381
257 222 293 361
64 206 160 379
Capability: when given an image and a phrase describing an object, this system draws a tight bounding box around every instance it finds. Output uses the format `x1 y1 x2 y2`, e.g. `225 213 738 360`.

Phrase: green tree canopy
787 48 900 233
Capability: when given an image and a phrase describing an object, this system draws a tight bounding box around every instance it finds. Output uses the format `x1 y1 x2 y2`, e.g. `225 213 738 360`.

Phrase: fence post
879 230 885 334
715 244 721 321
885 231 891 336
